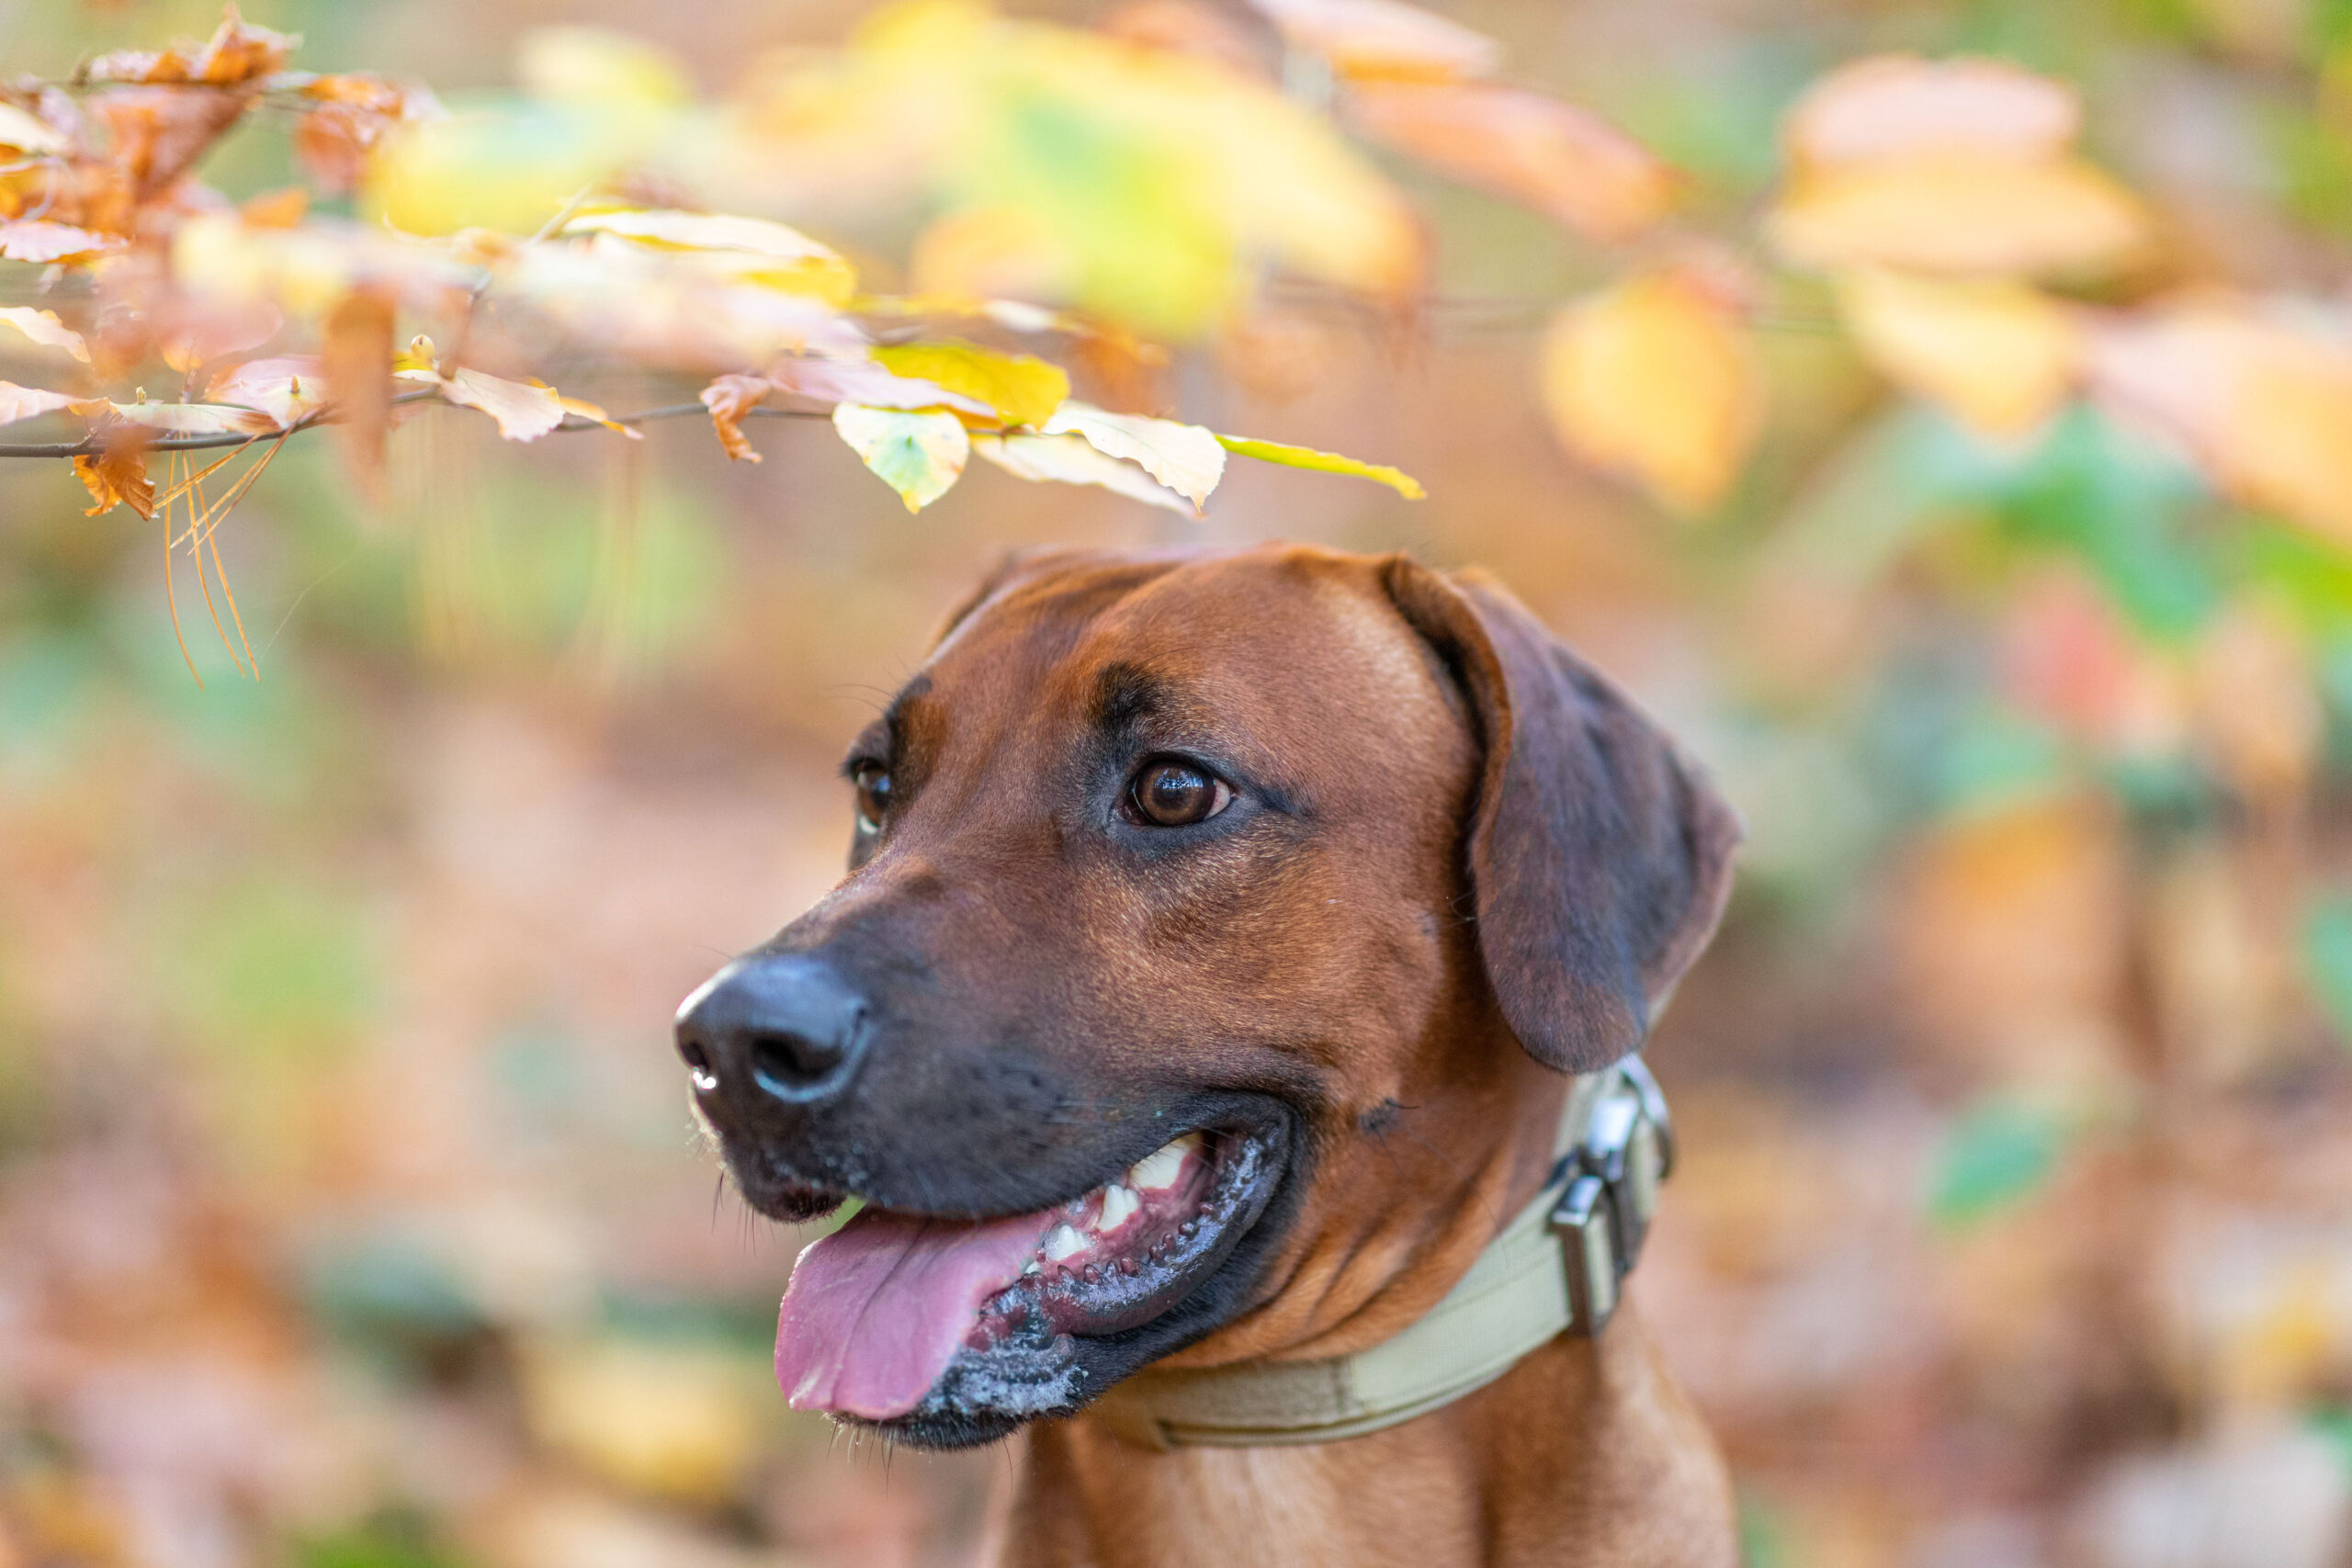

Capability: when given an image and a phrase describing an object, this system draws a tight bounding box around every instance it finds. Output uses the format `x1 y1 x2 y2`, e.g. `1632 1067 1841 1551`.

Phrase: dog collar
1088 1056 1675 1449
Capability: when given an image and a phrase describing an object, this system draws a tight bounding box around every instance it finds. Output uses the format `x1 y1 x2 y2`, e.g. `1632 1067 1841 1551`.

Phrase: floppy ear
1382 558 1742 1073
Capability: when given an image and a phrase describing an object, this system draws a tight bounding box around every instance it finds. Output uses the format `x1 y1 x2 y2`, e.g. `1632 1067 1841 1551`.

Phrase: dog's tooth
1126 1132 1203 1193
1094 1183 1140 1233
1044 1224 1087 1262
1023 1259 1042 1277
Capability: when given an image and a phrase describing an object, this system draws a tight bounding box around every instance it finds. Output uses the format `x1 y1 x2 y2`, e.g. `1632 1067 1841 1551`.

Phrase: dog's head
675 544 1737 1449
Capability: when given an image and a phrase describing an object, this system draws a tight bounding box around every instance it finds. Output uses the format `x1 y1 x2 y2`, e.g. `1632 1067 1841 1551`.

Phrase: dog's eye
852 761 892 832
1126 759 1232 828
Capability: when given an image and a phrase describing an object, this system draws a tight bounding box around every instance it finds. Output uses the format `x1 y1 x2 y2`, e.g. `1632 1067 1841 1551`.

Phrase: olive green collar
1087 1057 1674 1450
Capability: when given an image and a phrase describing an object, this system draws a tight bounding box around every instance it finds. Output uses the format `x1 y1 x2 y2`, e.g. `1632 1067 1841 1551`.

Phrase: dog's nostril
749 1029 848 1096
677 1035 719 1091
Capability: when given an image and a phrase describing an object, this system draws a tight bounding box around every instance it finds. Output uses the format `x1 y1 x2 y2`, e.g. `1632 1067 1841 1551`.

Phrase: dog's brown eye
1128 760 1231 827
852 761 892 832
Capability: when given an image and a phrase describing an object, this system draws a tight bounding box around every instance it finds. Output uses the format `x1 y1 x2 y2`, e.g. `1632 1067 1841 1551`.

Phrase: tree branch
0 394 831 460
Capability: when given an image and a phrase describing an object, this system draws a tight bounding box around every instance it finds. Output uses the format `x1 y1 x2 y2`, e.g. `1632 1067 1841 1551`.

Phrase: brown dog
675 544 1742 1566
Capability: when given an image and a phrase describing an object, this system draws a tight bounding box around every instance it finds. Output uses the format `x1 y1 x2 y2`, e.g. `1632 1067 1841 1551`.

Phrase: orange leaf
1768 152 2149 280
1785 55 2080 170
2087 298 2352 546
1342 81 1679 243
322 287 394 500
239 187 311 228
1248 0 1500 82
74 436 155 519
1540 267 1762 513
700 373 771 462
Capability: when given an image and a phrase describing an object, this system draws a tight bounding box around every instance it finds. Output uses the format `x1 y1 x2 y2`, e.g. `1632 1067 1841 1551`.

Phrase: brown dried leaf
321 286 393 499
74 435 155 518
700 373 771 463
1786 55 2080 170
1248 0 1500 82
1342 80 1680 243
92 86 252 203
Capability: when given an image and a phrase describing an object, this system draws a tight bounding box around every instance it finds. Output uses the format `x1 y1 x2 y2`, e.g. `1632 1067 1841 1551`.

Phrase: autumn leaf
1835 268 2081 438
295 73 439 195
700 373 771 462
870 340 1070 427
1540 267 1761 513
1214 434 1425 498
1342 81 1680 243
0 308 91 364
79 6 291 87
566 209 858 305
768 356 991 417
970 431 1193 513
0 381 84 428
74 436 155 519
1247 0 1501 83
558 395 639 437
0 101 67 154
100 400 277 435
1041 400 1225 507
832 403 970 511
1769 153 2150 279
2086 298 2352 546
1784 55 2080 170
432 368 568 442
158 299 282 374
322 287 395 498
0 220 126 265
207 356 328 426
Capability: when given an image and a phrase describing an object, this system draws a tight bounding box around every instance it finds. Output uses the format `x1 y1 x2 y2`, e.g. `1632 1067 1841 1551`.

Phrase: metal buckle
1548 1057 1672 1336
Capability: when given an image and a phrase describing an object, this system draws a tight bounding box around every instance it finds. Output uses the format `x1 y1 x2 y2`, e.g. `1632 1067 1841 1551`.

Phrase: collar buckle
1547 1056 1674 1336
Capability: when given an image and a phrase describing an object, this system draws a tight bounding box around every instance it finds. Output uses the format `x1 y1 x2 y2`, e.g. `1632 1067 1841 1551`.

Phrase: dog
675 544 1743 1566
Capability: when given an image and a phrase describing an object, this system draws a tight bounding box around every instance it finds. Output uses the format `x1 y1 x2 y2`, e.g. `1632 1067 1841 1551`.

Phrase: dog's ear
1382 558 1742 1073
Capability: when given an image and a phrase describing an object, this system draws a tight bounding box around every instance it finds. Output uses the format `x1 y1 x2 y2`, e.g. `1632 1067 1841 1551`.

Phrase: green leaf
832 404 970 511
1215 434 1426 499
1926 1098 2071 1229
2299 894 2352 1048
871 340 1069 427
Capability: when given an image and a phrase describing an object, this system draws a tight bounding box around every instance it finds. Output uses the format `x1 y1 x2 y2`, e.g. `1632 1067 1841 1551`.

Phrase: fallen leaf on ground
1214 433 1425 498
1248 0 1500 82
1540 267 1761 513
0 308 91 364
1835 268 2081 437
1041 400 1225 507
1786 55 2080 169
971 431 1192 512
832 403 970 511
1343 80 1679 243
870 340 1069 427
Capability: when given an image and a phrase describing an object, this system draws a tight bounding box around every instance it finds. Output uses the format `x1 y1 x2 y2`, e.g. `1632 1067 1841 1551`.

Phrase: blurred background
5 0 2352 1565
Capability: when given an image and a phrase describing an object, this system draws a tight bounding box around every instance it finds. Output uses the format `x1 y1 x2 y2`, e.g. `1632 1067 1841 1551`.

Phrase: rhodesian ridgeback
675 544 1742 1566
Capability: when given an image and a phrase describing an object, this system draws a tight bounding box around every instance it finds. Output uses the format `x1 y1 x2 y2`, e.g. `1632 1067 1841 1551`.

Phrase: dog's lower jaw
996 1304 1740 1568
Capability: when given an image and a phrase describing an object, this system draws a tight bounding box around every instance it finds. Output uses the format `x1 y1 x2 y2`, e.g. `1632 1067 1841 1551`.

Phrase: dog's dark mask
674 546 1738 1449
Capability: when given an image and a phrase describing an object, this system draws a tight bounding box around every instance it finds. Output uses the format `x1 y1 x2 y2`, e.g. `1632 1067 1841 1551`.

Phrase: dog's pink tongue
776 1206 1055 1419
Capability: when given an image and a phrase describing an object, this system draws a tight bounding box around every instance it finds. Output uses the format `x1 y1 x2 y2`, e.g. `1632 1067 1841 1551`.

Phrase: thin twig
0 395 828 459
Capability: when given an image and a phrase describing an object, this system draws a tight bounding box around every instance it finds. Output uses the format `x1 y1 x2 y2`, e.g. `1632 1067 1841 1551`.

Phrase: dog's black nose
675 954 870 1105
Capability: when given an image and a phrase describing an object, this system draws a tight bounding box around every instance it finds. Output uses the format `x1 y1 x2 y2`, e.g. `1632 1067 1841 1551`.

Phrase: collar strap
1088 1057 1675 1450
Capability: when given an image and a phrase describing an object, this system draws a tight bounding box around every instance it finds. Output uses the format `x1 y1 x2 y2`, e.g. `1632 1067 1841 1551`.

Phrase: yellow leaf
439 367 567 441
0 101 66 154
0 308 90 364
518 27 695 107
1768 152 2150 279
565 209 858 305
1213 434 1425 498
1540 268 1761 513
1041 400 1225 507
558 395 640 438
1341 81 1679 243
1785 55 2080 170
1248 0 1501 83
2087 298 2352 547
870 340 1069 427
0 380 84 428
832 404 970 511
971 431 1193 513
1835 268 2081 437
769 356 992 416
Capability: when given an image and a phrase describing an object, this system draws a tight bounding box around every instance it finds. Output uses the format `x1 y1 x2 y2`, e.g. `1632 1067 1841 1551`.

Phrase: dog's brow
881 675 934 741
1091 662 1173 736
